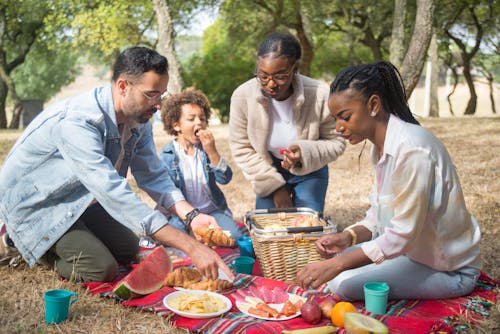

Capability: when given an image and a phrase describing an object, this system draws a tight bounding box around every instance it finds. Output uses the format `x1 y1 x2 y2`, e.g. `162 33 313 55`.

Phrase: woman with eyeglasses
229 32 346 213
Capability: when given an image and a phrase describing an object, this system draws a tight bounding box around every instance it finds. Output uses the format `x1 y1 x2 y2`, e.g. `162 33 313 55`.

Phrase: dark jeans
255 155 329 214
41 203 138 282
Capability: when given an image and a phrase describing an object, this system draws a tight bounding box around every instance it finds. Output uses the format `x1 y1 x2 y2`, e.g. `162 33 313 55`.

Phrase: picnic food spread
167 291 226 314
234 285 306 320
344 312 388 334
113 246 172 300
163 266 233 291
163 290 232 319
193 226 236 247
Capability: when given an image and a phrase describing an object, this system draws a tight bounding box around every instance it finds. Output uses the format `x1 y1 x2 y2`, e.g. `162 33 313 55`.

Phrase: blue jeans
167 210 243 241
256 155 329 213
327 250 480 300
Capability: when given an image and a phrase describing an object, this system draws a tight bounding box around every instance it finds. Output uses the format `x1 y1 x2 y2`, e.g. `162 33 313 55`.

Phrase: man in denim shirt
0 47 233 282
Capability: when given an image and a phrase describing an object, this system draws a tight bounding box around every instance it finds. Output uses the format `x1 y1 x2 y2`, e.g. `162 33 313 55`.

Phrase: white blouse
349 115 481 271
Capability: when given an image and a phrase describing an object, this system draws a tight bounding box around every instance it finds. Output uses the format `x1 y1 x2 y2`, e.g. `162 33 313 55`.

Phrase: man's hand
152 224 234 281
272 186 293 208
189 212 220 232
189 242 234 280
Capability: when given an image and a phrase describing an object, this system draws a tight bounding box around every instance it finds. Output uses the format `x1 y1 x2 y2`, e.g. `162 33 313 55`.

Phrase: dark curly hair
161 89 212 136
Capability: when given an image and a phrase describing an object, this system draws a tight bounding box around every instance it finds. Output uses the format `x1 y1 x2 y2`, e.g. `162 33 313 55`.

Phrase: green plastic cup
363 282 389 315
231 256 255 274
44 289 78 324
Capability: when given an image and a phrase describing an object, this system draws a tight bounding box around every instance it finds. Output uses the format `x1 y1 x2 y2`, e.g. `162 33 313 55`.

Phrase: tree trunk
428 32 439 117
0 78 7 128
0 63 23 128
400 0 435 98
446 67 458 116
9 103 23 129
292 0 313 76
390 0 407 68
363 30 383 61
462 61 477 115
153 0 184 94
486 74 496 114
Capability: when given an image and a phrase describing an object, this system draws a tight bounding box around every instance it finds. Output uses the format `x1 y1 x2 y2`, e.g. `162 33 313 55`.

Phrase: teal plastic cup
44 289 78 324
363 282 389 315
230 256 255 274
237 237 255 258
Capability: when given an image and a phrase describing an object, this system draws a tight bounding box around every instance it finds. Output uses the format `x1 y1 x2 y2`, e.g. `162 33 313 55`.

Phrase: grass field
0 117 499 333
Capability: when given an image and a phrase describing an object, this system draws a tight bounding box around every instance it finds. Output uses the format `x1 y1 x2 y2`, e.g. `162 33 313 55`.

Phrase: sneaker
0 219 22 267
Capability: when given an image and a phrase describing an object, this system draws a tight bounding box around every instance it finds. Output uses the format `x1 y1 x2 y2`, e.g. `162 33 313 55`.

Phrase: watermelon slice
113 246 172 300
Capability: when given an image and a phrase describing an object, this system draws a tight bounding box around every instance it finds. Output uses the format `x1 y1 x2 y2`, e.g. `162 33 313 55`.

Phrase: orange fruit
331 301 357 328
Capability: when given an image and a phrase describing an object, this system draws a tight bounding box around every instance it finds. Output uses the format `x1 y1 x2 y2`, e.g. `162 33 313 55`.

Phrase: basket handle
266 207 298 213
286 226 325 233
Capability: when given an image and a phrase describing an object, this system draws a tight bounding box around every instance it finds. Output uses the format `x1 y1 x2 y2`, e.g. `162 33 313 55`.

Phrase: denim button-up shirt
0 85 185 266
159 141 232 214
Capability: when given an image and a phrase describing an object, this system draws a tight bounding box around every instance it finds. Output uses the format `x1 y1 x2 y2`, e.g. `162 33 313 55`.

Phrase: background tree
428 31 440 117
154 0 184 93
399 0 435 96
439 0 495 115
0 1 51 128
390 0 408 67
154 0 219 94
183 21 254 121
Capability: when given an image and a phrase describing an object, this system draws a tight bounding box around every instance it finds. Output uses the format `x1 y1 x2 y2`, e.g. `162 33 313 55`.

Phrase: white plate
163 290 232 319
236 293 305 321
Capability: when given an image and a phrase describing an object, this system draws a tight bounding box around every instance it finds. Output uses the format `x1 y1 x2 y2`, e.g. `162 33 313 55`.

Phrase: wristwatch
183 208 200 227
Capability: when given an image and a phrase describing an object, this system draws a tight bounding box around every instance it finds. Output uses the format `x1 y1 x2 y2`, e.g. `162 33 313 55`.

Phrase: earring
370 111 376 117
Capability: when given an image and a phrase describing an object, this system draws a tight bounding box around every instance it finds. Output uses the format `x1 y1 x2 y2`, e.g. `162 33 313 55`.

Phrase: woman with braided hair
296 61 481 300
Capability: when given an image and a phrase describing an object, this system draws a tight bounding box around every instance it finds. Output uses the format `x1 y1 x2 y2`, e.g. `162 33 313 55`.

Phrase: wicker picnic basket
245 208 337 283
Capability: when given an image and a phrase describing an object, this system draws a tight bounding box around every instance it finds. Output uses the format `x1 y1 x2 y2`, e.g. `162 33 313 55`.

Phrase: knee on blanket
327 272 363 301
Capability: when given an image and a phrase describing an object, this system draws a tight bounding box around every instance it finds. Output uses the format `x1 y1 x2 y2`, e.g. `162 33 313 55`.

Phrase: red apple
301 300 322 324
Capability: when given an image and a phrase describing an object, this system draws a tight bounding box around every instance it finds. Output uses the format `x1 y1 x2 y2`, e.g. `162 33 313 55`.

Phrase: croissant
164 267 202 288
186 279 233 291
193 226 235 247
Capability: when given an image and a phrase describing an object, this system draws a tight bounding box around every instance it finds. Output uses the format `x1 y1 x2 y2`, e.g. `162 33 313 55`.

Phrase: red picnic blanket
84 246 499 334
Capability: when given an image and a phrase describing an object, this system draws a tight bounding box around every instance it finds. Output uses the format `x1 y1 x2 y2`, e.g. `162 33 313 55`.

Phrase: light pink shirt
349 115 481 271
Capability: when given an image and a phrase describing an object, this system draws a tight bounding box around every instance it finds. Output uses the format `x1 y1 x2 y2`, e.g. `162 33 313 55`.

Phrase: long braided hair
330 61 420 125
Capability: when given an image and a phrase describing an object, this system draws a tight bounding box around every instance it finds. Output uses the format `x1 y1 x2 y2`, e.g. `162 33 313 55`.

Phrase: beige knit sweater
229 74 346 197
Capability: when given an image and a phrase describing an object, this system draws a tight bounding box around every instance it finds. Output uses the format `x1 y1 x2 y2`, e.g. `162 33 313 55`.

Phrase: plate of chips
163 290 232 319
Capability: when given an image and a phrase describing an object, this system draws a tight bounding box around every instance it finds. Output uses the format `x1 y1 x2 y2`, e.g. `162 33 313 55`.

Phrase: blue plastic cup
230 256 255 274
237 237 255 258
363 282 389 315
44 289 78 324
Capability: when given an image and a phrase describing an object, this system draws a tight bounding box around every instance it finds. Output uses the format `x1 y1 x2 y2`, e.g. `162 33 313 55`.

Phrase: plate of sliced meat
234 286 305 321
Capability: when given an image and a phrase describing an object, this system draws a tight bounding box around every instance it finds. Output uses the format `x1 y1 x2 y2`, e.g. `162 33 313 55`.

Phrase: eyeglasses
127 80 170 103
255 64 296 85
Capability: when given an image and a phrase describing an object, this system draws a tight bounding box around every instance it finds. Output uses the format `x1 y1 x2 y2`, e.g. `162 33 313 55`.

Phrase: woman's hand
316 232 352 258
296 258 339 290
272 186 293 208
280 146 301 171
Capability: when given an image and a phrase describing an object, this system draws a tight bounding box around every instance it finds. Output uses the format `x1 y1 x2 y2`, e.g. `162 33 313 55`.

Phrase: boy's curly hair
160 89 212 136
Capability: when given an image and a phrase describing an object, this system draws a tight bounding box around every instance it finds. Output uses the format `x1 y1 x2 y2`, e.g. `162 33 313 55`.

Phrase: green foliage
43 0 157 64
11 44 81 101
183 21 254 122
311 30 373 81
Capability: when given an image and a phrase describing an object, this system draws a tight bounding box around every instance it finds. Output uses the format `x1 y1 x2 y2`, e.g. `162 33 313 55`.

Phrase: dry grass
0 116 499 333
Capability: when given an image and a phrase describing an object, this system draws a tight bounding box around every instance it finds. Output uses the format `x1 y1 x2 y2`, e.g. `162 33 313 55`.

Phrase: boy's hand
197 129 221 165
